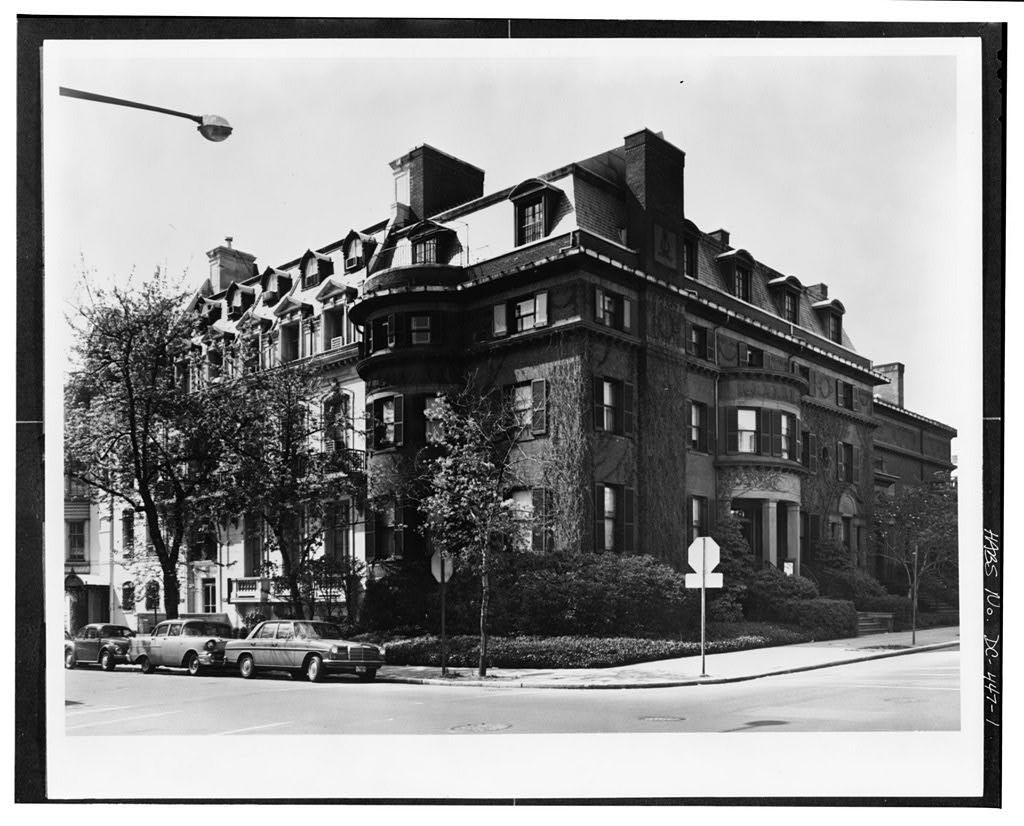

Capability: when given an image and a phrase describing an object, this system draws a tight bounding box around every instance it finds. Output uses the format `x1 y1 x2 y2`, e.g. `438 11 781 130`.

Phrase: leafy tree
417 384 531 676
872 472 958 643
64 271 219 618
203 361 364 620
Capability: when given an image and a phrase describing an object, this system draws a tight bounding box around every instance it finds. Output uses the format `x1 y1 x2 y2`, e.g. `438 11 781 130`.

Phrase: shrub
743 566 818 619
818 568 888 607
775 598 858 640
360 557 435 631
707 590 744 623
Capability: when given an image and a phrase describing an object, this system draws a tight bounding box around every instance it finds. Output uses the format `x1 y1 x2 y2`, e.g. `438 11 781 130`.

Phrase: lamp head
197 114 232 142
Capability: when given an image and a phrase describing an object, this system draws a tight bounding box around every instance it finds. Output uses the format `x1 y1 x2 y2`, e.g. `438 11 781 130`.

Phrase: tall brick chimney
806 283 829 303
874 362 905 407
207 237 256 293
623 129 686 280
389 144 485 222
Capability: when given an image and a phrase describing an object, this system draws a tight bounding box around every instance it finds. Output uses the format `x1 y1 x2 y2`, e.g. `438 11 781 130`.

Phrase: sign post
685 536 723 677
431 547 454 676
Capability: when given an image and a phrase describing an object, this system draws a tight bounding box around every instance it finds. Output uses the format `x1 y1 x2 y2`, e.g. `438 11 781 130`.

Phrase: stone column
787 503 801 576
762 500 778 566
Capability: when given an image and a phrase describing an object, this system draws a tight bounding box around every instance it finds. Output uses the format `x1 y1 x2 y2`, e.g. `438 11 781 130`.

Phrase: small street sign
686 572 723 589
430 550 454 584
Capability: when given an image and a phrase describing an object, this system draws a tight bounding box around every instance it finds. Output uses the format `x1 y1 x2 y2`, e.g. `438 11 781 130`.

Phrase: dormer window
345 241 363 273
784 293 799 323
735 267 751 302
829 313 842 344
683 238 697 278
303 261 320 290
508 179 562 247
413 237 437 264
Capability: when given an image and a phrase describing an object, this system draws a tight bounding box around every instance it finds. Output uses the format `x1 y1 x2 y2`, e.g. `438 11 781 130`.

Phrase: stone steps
856 611 895 635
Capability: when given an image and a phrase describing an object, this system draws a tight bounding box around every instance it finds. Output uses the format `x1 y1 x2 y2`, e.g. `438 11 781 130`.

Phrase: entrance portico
725 472 803 575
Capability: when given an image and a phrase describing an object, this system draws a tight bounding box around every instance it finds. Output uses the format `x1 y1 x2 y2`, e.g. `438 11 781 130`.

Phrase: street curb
378 639 959 690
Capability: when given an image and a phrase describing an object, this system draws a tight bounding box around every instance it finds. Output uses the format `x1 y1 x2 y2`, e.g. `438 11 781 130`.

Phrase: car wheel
186 652 201 676
306 654 324 683
357 668 377 683
64 650 76 669
100 650 116 671
138 656 154 674
238 655 256 679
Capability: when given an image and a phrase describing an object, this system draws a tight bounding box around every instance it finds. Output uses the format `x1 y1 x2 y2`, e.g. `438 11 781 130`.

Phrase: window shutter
700 497 709 540
809 514 821 543
725 407 738 453
771 409 783 457
706 333 715 362
531 379 547 435
393 395 404 446
364 509 376 562
795 421 803 464
623 297 633 332
707 404 716 453
852 445 861 484
365 402 375 451
614 488 625 552
698 404 709 452
624 487 635 553
808 433 818 473
535 291 548 326
387 314 397 347
737 341 747 367
623 381 635 436
532 489 545 552
594 377 604 431
493 303 507 337
852 386 860 412
835 379 841 406
595 287 605 322
836 440 845 481
759 409 771 455
594 484 604 551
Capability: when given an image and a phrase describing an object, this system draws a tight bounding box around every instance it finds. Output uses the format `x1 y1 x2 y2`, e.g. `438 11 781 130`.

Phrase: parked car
65 624 135 671
224 620 386 683
128 618 234 676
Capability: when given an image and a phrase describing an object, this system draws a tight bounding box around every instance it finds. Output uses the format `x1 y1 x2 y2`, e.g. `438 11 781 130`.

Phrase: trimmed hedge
383 624 813 669
773 598 858 640
817 568 889 606
743 566 819 620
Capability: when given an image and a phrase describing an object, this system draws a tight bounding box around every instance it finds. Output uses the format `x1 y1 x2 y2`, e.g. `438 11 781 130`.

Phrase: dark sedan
65 623 134 671
224 620 386 683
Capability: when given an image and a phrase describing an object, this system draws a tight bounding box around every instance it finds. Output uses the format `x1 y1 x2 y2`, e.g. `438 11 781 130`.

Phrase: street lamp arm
59 86 203 124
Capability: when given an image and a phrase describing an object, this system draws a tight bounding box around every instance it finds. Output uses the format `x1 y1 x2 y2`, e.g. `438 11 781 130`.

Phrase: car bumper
323 658 385 673
198 651 227 666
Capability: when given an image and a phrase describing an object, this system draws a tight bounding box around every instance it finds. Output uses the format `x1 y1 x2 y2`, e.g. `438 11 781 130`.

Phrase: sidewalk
378 626 960 689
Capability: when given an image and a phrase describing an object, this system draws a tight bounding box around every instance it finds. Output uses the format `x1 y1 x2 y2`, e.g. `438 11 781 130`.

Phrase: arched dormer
343 230 376 273
811 296 847 344
508 178 564 246
225 281 257 319
405 219 458 265
259 267 292 307
299 249 334 290
680 218 701 278
767 275 805 324
715 248 756 303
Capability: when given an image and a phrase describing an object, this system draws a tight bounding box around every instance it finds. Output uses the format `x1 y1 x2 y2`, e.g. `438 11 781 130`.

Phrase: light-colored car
129 619 234 676
65 624 134 671
224 620 386 683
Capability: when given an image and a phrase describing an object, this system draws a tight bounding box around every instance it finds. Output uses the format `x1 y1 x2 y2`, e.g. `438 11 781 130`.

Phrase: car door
164 622 185 666
252 621 279 667
275 622 299 668
77 627 99 662
148 622 168 664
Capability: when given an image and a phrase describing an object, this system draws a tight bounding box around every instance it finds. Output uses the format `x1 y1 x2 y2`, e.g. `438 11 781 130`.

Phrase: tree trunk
478 573 489 678
161 565 180 620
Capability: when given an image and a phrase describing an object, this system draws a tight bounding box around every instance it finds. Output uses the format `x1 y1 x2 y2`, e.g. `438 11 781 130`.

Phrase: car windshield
293 622 344 640
102 627 133 638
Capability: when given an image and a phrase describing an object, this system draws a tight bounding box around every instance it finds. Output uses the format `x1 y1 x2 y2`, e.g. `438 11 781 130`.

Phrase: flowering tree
872 472 958 643
64 272 220 618
417 385 531 676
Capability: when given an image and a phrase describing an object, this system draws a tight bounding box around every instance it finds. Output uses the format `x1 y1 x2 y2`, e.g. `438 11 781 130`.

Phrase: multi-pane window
424 395 443 443
410 315 432 344
67 521 86 561
280 323 300 363
595 287 633 332
413 237 437 264
511 489 534 551
511 380 547 439
735 267 752 302
368 395 404 450
829 313 843 344
517 199 545 245
745 346 764 368
602 486 617 552
594 378 633 436
492 292 548 336
513 384 533 435
837 380 855 410
780 413 793 460
331 500 352 560
689 496 709 543
737 409 759 453
689 401 708 452
382 398 396 445
837 441 855 483
784 293 799 323
687 324 712 360
324 391 353 452
302 264 320 290
121 510 135 549
202 578 217 614
121 582 135 612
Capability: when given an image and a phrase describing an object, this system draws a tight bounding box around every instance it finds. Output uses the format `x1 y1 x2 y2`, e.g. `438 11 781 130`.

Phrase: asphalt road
64 648 958 735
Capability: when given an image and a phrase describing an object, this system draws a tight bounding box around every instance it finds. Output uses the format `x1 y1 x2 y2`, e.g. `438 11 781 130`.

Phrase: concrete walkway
379 626 960 689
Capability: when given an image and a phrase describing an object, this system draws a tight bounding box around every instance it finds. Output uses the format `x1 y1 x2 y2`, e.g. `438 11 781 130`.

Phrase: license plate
355 666 366 673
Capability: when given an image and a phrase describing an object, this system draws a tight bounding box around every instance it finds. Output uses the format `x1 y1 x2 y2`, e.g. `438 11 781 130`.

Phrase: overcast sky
45 38 979 443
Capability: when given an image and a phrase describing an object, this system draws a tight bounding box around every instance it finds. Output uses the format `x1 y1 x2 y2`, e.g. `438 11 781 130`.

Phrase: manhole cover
640 716 687 722
450 722 512 733
884 697 923 704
